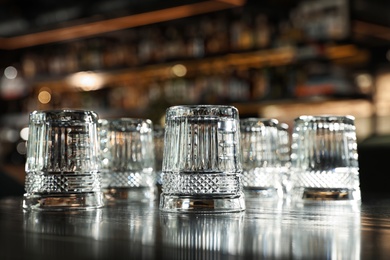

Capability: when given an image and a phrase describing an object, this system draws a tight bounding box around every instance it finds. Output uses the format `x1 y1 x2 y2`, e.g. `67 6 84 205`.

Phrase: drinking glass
277 122 292 200
98 118 156 202
160 105 245 213
240 118 282 200
153 125 165 190
23 109 103 210
290 115 361 203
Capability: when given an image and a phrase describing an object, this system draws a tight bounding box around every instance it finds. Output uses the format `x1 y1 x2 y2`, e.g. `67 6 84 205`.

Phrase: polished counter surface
0 195 389 260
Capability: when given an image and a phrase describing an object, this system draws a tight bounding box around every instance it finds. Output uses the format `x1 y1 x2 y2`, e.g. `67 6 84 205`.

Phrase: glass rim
277 122 289 130
166 105 239 119
294 115 355 124
99 117 153 133
240 117 279 127
31 109 97 115
29 109 98 123
99 117 152 125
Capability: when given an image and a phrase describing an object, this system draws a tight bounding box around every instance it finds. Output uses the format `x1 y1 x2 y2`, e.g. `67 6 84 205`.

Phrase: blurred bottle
254 14 272 49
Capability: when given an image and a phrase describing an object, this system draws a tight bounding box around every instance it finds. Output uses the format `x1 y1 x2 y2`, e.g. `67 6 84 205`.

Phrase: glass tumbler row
23 107 361 212
23 110 156 211
239 115 361 204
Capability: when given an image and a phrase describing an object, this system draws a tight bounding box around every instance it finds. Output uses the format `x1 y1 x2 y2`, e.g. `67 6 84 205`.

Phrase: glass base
103 187 157 203
159 193 246 213
293 188 361 203
243 187 282 200
23 192 104 211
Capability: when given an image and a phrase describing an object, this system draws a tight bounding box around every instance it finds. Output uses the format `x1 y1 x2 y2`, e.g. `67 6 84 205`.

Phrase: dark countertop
1 195 389 260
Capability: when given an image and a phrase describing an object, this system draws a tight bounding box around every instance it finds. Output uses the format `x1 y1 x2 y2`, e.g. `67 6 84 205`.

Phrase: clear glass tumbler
23 109 103 210
98 118 156 203
153 125 165 189
240 118 282 200
160 105 245 213
290 115 361 203
277 122 292 200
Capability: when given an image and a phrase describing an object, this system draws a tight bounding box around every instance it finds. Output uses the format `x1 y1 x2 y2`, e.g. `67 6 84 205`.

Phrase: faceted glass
160 105 245 213
24 109 103 210
98 118 156 202
240 118 282 200
291 115 361 203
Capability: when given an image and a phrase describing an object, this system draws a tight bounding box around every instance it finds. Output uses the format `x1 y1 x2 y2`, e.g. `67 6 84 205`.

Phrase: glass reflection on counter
160 213 244 259
100 203 156 244
243 201 361 259
22 199 361 259
23 202 158 259
290 204 361 260
23 209 102 258
97 203 157 259
244 199 288 259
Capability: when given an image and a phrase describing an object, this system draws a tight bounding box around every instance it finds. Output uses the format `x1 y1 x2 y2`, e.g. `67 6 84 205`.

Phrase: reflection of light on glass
161 213 243 259
24 209 102 248
4 66 17 79
245 200 287 258
291 204 361 260
171 64 187 77
67 71 104 91
20 127 29 141
96 205 156 259
16 141 27 155
38 89 52 104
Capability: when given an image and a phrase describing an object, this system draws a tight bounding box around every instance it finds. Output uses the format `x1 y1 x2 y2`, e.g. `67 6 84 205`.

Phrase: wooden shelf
32 44 369 93
0 0 245 50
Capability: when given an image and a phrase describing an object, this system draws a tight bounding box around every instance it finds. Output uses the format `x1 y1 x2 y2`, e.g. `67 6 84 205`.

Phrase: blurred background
0 0 389 197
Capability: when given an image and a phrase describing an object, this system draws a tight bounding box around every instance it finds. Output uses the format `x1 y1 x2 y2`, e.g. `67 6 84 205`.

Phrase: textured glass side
240 119 281 190
291 116 359 190
277 123 292 199
153 125 165 186
162 107 241 196
25 111 100 194
99 119 155 189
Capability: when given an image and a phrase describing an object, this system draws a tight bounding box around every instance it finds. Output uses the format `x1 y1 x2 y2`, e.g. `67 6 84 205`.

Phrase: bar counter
0 194 389 259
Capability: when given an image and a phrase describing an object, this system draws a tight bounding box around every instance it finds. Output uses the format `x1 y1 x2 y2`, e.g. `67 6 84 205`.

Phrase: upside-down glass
160 105 245 213
240 118 282 200
277 122 292 200
153 125 165 189
99 118 156 202
23 110 103 210
290 115 361 202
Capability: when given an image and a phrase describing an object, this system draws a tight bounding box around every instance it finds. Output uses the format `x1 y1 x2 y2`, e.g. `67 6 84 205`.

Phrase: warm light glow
355 73 372 94
67 71 104 91
171 64 187 77
20 127 29 141
38 89 51 104
4 66 17 79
